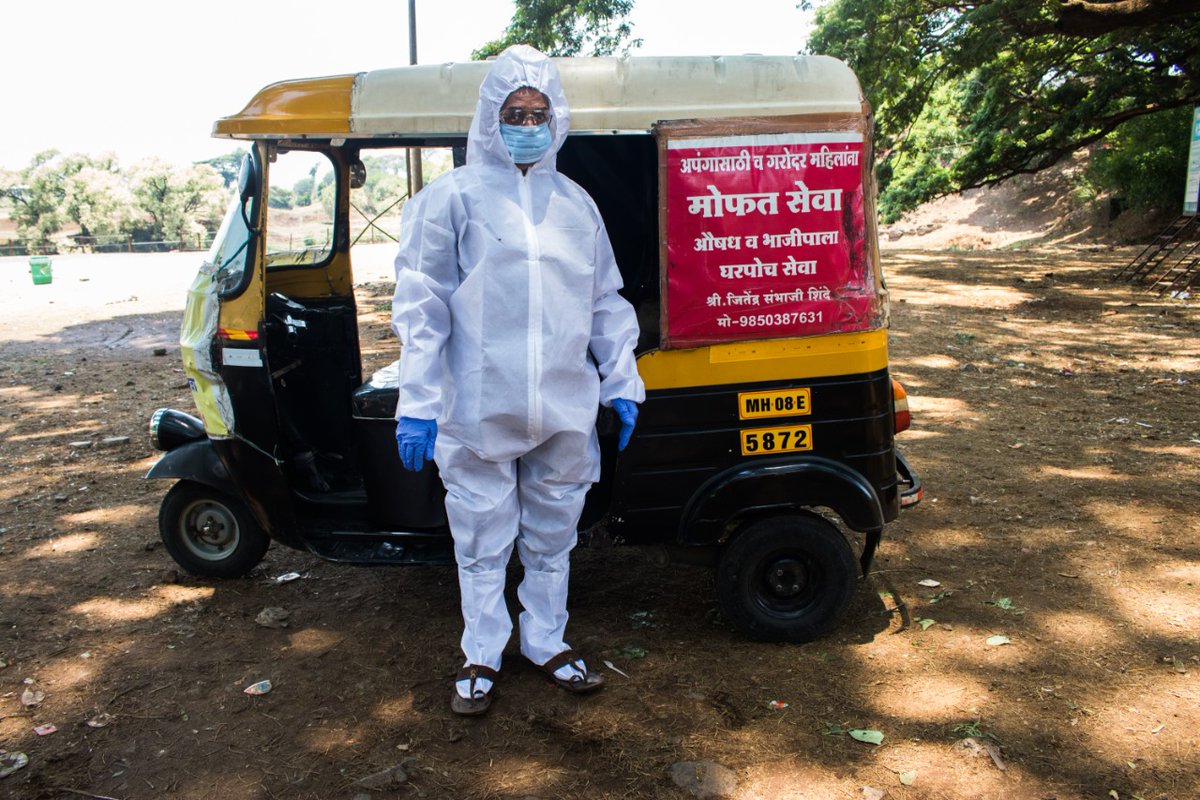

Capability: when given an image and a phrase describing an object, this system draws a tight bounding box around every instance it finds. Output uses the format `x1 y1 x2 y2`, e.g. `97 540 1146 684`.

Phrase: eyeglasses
499 107 550 126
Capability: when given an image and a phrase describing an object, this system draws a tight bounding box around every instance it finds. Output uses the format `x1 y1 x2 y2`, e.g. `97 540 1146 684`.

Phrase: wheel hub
197 512 231 546
179 499 240 560
766 557 808 597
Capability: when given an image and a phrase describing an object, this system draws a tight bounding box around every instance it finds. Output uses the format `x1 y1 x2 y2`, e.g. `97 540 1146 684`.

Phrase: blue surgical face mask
499 122 552 166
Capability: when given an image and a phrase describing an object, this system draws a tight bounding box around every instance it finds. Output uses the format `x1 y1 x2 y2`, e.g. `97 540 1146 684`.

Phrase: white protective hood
465 44 571 172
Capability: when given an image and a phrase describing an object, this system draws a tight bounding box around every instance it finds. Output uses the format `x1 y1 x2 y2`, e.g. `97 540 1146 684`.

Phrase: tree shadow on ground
2 254 1198 799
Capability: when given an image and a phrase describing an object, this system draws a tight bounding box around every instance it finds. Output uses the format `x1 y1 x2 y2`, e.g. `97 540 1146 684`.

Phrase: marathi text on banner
664 132 875 347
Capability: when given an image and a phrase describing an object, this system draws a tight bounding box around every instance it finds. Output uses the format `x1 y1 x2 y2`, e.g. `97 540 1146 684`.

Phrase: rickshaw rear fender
679 455 884 546
145 439 237 497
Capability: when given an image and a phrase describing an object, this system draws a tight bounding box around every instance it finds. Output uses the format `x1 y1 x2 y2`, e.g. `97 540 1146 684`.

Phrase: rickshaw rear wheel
717 513 857 643
159 480 270 578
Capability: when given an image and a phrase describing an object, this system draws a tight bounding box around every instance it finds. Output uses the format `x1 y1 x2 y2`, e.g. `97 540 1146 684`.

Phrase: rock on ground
669 761 737 799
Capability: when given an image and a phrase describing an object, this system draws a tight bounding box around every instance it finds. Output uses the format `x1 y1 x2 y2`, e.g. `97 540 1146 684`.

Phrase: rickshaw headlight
150 408 207 451
892 380 911 434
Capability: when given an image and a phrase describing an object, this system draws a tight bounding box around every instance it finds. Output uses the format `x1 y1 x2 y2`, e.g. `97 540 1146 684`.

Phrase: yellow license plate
740 424 813 456
738 387 812 420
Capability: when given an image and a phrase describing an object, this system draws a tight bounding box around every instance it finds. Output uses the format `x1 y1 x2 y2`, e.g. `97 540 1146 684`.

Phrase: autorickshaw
147 54 921 642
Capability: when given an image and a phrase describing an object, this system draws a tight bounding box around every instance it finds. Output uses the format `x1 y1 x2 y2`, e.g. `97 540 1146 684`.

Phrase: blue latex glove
612 398 639 452
396 417 437 472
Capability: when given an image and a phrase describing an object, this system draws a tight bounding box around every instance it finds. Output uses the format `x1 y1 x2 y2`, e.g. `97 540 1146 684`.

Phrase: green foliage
474 0 640 59
1 151 231 248
876 79 966 222
126 159 227 243
196 149 248 189
806 0 1200 216
268 186 295 209
950 719 1001 744
297 162 332 208
317 171 337 216
363 154 408 180
291 176 314 207
1087 106 1193 210
808 0 941 165
1 151 137 241
352 154 411 216
1 150 70 239
63 158 136 238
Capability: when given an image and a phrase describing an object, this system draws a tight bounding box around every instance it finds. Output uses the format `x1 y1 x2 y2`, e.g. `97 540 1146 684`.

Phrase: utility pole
407 0 424 195
408 0 418 64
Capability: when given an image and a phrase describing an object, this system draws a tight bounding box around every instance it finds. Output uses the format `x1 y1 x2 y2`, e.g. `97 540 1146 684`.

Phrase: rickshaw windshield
263 150 336 269
208 190 252 296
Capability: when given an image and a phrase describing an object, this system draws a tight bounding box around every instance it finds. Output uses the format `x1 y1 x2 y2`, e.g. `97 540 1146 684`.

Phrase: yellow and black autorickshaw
147 55 920 642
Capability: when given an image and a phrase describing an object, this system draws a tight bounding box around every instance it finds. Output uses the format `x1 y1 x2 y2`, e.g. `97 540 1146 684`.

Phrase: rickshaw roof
213 55 865 139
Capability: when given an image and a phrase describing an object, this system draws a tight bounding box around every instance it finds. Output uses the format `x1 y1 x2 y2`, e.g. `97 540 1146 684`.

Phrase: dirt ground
0 242 1198 800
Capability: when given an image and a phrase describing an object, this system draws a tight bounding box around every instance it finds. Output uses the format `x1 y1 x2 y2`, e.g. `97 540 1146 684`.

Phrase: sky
2 0 813 172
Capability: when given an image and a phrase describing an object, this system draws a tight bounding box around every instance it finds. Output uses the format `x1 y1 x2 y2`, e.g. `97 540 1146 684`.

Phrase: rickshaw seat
350 361 447 529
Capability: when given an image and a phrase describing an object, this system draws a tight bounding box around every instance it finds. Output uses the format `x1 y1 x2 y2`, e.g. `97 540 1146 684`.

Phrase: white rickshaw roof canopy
213 55 866 139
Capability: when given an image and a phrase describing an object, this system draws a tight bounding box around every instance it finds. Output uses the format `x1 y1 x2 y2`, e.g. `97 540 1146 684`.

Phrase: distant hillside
880 150 1177 250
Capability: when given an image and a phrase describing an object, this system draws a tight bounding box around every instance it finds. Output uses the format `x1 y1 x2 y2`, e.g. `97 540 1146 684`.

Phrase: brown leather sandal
450 664 499 716
535 649 605 694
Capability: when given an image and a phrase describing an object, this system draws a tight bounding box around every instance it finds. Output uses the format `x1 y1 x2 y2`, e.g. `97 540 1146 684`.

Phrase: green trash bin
29 256 53 285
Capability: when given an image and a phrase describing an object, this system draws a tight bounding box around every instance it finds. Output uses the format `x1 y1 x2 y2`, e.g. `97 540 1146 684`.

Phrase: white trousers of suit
435 427 599 671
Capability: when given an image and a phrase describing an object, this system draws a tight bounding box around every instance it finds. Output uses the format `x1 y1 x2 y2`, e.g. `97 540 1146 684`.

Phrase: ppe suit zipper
518 173 543 442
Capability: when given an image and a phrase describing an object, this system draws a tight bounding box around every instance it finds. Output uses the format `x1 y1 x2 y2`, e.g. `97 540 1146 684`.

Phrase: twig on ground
54 789 124 800
106 682 148 707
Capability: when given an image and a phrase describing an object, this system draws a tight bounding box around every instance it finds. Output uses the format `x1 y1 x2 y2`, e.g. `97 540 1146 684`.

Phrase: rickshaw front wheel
717 513 857 643
159 480 270 578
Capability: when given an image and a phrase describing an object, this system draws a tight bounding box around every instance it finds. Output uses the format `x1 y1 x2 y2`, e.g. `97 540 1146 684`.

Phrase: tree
291 175 315 207
1086 105 1193 210
197 149 249 189
0 151 235 250
353 154 410 216
806 0 1200 215
126 160 227 244
0 151 135 241
268 186 295 209
1 150 69 240
874 80 967 221
473 0 641 59
293 162 326 208
62 154 136 240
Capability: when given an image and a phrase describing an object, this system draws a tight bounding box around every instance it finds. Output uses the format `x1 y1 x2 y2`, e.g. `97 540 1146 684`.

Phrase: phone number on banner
719 311 823 329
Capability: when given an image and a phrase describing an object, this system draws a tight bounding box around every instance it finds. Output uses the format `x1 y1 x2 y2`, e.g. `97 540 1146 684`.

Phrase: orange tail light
892 379 911 434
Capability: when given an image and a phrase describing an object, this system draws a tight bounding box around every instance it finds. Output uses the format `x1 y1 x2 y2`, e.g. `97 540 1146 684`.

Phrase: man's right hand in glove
396 417 437 472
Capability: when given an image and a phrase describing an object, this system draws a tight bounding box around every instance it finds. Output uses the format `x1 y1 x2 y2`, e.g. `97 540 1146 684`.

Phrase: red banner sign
664 132 878 348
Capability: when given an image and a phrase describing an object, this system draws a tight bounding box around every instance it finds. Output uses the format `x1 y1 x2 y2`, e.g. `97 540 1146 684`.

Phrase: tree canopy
126 160 226 243
806 0 1200 218
0 151 228 249
473 0 640 59
197 149 249 189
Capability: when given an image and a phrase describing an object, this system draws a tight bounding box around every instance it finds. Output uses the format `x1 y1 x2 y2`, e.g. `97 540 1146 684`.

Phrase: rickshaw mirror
237 154 258 202
349 159 367 189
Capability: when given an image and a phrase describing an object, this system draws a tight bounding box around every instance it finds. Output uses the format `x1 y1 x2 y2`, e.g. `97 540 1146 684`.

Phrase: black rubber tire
158 481 270 578
717 513 858 643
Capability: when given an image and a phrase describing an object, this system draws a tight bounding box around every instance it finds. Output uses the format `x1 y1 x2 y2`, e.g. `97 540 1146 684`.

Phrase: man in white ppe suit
391 44 645 716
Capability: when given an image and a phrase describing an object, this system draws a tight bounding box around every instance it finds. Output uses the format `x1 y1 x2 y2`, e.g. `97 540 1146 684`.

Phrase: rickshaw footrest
305 533 455 566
